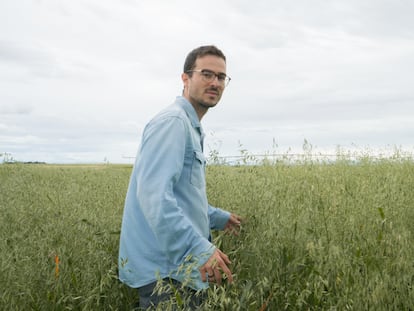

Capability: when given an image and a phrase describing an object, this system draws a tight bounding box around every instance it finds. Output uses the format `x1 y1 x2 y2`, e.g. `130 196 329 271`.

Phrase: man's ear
181 72 189 85
181 72 190 95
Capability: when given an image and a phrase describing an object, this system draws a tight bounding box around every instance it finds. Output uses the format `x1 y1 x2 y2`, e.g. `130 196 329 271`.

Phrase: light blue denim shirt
119 96 230 290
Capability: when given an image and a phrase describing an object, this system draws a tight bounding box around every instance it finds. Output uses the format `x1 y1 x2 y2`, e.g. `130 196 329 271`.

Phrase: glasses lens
191 70 230 86
217 74 227 81
201 70 215 81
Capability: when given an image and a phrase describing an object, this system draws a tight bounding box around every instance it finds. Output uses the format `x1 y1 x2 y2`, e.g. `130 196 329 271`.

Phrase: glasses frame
186 69 231 86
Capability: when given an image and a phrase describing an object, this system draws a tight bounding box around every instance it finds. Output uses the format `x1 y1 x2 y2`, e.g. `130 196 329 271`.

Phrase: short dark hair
183 45 226 73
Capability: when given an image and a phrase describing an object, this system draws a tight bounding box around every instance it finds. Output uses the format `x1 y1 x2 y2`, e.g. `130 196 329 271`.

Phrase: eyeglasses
186 69 231 86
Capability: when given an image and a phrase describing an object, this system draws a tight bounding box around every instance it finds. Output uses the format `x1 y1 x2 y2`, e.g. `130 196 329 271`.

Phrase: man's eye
217 74 226 81
202 72 214 78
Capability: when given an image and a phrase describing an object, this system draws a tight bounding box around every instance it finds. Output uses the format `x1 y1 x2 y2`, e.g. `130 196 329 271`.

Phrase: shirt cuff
208 205 231 230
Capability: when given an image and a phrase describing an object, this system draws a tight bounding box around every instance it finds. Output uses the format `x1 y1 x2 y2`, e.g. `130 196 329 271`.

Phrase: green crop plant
1 151 413 310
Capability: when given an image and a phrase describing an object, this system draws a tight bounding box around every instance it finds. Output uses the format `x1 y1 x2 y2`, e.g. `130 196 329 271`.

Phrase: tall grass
1 155 413 310
206 159 414 310
0 164 136 310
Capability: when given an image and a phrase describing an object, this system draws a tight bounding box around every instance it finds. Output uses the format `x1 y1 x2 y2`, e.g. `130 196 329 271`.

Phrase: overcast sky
1 0 414 163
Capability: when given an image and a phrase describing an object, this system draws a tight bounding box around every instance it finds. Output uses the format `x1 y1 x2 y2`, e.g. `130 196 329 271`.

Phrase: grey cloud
206 115 414 157
0 40 51 65
0 39 100 81
340 0 414 39
1 0 413 163
0 114 139 163
0 40 65 80
226 0 414 40
0 103 33 115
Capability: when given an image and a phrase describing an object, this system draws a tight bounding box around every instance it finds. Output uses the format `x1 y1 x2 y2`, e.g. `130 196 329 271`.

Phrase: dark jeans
136 278 206 310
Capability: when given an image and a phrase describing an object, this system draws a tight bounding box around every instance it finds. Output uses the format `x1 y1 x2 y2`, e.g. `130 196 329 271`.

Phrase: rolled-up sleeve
136 115 214 266
208 204 231 230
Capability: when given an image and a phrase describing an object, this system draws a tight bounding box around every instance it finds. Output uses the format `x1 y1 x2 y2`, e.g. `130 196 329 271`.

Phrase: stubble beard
186 85 223 115
198 88 222 109
198 99 218 110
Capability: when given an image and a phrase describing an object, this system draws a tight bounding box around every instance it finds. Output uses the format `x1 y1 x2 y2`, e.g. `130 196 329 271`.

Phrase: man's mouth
205 89 219 96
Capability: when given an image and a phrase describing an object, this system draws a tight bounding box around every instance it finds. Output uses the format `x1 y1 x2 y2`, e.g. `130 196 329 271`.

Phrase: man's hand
199 249 233 285
224 213 242 235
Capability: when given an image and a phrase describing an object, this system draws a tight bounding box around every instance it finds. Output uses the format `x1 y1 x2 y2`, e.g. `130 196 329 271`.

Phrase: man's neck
183 95 208 121
191 103 208 121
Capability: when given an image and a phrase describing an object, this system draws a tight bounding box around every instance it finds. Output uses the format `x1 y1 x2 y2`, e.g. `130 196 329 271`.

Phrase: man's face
182 55 227 111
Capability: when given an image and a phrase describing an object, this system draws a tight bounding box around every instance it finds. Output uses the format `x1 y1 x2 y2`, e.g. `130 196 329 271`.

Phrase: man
118 45 242 309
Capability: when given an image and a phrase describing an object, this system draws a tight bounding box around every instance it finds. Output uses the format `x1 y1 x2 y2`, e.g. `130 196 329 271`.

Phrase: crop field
1 156 413 310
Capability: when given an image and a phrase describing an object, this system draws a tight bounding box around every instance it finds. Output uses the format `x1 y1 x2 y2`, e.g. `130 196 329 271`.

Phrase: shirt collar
176 96 205 151
176 96 202 131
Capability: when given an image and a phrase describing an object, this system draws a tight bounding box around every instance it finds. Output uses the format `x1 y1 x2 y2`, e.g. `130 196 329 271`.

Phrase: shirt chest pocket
190 150 206 188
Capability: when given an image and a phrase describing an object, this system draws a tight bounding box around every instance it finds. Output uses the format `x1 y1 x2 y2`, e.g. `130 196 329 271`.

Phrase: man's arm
209 205 242 234
208 204 230 230
136 116 214 266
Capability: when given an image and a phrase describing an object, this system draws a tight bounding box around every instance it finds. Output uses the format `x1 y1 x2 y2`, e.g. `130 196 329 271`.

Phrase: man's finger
218 249 231 264
213 268 222 284
216 259 233 284
200 268 207 282
199 249 234 284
